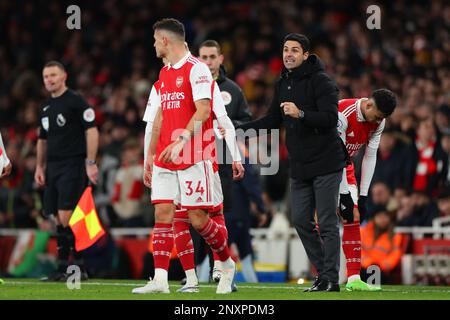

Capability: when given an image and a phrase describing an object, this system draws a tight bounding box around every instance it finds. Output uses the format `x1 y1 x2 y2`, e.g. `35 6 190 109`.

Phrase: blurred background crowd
0 0 450 281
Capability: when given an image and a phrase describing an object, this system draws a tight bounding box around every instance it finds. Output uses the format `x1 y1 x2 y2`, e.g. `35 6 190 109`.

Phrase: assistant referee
35 61 99 282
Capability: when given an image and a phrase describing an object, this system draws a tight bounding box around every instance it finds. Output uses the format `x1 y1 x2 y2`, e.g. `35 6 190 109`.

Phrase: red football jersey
338 98 384 185
155 53 216 171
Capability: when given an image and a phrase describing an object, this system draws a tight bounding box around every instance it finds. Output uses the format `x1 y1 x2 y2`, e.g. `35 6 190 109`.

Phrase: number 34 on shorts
178 160 215 209
184 180 205 196
151 160 216 210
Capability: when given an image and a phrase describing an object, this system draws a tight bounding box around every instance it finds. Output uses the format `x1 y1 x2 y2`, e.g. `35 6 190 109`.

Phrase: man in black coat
238 34 347 292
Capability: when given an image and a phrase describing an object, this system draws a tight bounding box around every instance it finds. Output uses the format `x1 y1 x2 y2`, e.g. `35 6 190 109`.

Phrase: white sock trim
220 257 235 271
185 268 198 286
347 274 361 283
154 268 168 283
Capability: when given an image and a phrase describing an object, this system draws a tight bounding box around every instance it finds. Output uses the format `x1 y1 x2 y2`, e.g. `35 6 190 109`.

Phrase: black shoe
303 276 321 292
41 270 88 282
309 279 340 292
40 271 69 282
80 271 89 281
180 277 187 285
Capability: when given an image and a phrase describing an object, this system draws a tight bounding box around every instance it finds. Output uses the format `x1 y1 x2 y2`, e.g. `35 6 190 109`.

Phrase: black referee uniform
39 88 96 280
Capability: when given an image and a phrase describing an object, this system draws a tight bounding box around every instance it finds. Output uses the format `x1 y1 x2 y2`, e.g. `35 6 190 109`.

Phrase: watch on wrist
85 159 96 166
298 109 305 119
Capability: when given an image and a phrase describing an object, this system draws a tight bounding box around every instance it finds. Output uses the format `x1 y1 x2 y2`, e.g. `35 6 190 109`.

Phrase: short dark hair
199 40 222 54
438 186 450 200
153 18 185 40
372 88 397 117
43 60 65 72
283 33 310 53
370 204 388 216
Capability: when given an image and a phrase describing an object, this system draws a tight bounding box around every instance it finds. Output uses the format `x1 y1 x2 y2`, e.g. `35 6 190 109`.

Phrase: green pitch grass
0 278 449 300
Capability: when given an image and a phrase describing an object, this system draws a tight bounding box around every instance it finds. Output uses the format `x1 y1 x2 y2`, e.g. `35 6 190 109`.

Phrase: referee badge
83 108 96 122
42 117 49 131
57 114 66 127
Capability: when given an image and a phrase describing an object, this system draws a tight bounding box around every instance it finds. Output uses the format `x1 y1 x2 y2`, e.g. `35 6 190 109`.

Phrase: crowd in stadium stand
0 0 449 246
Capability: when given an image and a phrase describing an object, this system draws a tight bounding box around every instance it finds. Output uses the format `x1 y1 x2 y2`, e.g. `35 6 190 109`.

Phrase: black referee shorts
43 157 88 216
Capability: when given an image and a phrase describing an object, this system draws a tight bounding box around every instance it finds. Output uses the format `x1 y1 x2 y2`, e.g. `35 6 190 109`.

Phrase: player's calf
174 209 199 291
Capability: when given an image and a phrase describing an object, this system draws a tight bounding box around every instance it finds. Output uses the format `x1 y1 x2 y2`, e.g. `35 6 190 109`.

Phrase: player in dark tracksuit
228 158 266 282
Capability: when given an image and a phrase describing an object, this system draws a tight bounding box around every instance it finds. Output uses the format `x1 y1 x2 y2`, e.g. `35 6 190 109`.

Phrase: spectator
361 206 405 284
435 104 450 136
0 144 38 228
437 187 450 218
103 118 130 160
439 131 450 187
401 118 448 197
367 181 395 221
94 118 127 227
111 139 146 227
371 129 407 191
396 191 439 227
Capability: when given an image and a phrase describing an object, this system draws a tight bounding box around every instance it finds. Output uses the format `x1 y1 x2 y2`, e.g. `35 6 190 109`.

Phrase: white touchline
4 281 450 294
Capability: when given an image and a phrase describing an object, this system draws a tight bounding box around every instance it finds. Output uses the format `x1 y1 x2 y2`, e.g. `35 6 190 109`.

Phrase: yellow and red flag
69 186 105 251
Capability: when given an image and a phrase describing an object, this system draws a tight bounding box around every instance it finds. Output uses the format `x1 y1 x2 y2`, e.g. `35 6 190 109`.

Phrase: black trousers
290 170 341 283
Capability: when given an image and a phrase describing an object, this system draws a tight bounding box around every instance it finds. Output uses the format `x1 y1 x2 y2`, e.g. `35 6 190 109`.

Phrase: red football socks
198 218 230 261
152 223 174 271
173 210 196 271
210 213 228 261
343 222 362 278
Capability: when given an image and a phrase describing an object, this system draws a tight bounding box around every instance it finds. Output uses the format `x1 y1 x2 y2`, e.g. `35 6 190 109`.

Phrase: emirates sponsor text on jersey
160 91 186 110
346 142 365 156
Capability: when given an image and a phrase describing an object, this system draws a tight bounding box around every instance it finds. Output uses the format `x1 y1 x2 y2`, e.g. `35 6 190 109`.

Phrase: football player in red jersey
133 18 237 295
337 89 397 291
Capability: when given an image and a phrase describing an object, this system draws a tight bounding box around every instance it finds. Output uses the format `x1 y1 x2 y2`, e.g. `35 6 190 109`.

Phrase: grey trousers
290 170 341 283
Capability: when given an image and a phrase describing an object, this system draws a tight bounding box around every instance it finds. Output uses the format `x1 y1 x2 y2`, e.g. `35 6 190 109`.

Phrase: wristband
85 159 96 166
178 131 190 142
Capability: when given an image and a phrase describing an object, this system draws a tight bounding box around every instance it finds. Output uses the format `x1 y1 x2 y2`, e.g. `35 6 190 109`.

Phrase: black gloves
339 193 355 222
358 195 368 220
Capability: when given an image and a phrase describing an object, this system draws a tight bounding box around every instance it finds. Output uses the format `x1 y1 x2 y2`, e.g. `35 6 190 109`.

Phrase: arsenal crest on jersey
176 76 183 88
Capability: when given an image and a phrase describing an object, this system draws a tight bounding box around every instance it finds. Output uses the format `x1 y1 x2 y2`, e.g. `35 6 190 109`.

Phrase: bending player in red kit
337 89 397 291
